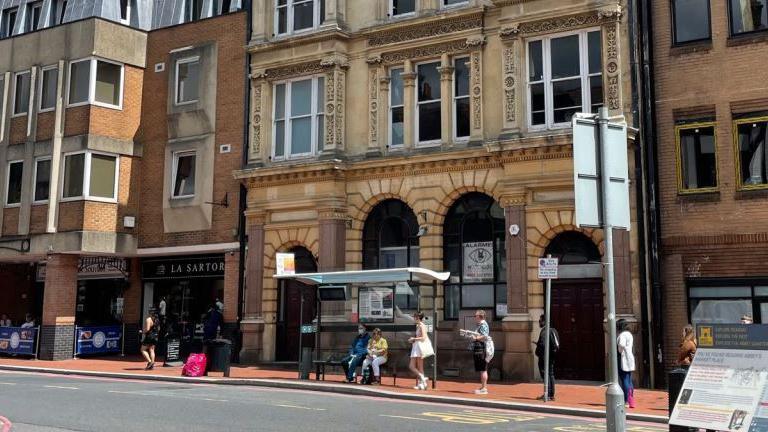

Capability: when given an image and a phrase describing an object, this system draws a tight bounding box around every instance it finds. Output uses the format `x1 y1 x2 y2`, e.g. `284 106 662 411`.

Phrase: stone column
248 72 267 165
500 194 533 381
401 60 416 151
378 74 391 153
318 207 347 272
613 228 633 315
320 55 348 159
322 0 345 29
600 7 623 117
223 251 240 324
437 55 454 148
366 57 383 157
39 254 78 360
499 26 521 138
467 36 485 143
122 258 142 354
240 210 266 363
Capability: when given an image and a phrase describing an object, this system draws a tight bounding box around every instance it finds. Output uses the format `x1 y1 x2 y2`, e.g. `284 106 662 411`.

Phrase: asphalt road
0 371 666 432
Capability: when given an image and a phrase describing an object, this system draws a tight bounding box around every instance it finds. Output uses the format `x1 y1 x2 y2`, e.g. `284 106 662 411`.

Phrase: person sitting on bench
341 324 370 383
361 328 388 385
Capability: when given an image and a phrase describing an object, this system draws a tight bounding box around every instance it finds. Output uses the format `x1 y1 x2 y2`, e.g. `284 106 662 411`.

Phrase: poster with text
358 286 394 323
463 241 494 282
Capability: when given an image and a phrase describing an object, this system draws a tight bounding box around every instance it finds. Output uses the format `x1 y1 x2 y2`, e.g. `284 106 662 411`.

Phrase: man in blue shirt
341 325 370 383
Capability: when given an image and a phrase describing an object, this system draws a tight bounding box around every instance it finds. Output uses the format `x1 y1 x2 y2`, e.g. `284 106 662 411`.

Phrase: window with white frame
185 0 203 22
54 0 67 25
26 2 42 32
527 29 602 130
272 76 325 159
390 0 415 16
120 0 130 24
6 161 23 206
33 158 51 202
453 57 470 139
389 68 404 147
1 7 18 38
172 151 196 198
275 0 324 36
175 57 200 105
0 77 4 107
67 58 124 108
62 152 119 201
416 61 441 145
13 71 30 116
40 66 58 112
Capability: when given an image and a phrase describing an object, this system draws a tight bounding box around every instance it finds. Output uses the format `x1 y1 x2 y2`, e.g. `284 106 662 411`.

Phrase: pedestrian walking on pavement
617 319 636 409
341 325 370 383
140 312 159 370
471 310 493 395
677 324 697 369
534 314 559 401
408 311 433 390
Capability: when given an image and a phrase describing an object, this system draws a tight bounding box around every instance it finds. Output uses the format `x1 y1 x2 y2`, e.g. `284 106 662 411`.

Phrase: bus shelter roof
273 267 450 285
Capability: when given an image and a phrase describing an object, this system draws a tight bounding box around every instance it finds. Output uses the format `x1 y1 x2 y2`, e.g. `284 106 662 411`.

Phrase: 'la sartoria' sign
141 255 225 280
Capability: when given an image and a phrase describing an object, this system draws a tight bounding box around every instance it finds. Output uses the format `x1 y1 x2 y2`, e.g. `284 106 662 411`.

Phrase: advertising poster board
358 286 394 323
670 324 768 431
0 327 37 355
275 253 295 276
463 241 494 282
76 326 122 355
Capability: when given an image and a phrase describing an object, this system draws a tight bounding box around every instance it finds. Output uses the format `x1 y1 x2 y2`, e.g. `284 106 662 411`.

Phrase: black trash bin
205 339 232 377
668 367 689 432
299 347 313 380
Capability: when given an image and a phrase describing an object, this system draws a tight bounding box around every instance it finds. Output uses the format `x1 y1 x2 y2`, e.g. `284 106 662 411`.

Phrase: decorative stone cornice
598 5 623 21
465 35 487 48
320 54 350 69
318 207 349 221
515 11 604 36
366 55 383 65
250 69 268 80
366 13 483 47
380 39 473 64
499 25 521 41
264 60 325 81
499 194 527 207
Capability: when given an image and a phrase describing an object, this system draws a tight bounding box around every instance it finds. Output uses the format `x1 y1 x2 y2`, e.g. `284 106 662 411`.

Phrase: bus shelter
274 267 450 388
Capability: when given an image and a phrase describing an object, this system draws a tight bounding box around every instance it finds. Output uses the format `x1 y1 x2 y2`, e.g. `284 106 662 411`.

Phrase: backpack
361 365 373 385
182 353 207 377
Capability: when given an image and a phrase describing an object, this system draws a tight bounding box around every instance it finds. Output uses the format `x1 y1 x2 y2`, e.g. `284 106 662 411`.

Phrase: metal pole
297 287 304 380
121 322 126 357
315 292 321 362
598 107 626 432
35 325 41 360
432 280 437 389
543 254 552 403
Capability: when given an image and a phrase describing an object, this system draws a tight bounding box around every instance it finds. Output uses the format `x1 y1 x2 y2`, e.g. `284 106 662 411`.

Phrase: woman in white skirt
408 311 433 390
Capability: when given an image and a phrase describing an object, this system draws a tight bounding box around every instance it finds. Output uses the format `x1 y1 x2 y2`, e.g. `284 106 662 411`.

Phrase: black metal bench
314 355 397 386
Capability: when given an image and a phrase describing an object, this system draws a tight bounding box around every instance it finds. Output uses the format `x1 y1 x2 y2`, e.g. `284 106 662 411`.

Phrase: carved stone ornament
251 83 263 156
366 55 383 64
465 35 487 48
471 51 482 130
369 69 379 144
499 25 521 41
502 46 516 123
320 54 350 69
266 61 325 81
598 6 623 21
517 11 601 35
381 39 472 64
367 14 483 47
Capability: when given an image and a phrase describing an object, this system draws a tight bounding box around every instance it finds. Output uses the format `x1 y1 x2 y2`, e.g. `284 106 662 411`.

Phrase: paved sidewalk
0 356 669 423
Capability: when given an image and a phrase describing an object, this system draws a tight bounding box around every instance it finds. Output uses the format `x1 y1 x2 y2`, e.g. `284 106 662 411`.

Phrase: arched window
443 193 506 320
362 199 419 310
544 231 600 264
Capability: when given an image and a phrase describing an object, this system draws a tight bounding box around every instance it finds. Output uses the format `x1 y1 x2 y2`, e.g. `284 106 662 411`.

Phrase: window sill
170 194 195 201
669 41 712 56
38 108 55 114
676 190 720 203
4 204 21 209
60 197 118 204
32 201 49 206
727 31 768 48
735 187 768 200
11 113 28 119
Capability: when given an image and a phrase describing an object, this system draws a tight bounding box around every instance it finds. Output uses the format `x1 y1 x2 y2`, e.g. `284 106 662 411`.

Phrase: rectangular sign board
538 258 559 280
670 324 768 432
358 286 394 323
275 253 295 276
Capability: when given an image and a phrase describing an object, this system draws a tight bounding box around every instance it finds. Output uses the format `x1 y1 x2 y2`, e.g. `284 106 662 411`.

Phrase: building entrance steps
0 356 669 423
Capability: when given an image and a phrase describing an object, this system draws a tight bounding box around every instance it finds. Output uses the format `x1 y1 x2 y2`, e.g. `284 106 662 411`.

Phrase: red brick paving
0 356 668 417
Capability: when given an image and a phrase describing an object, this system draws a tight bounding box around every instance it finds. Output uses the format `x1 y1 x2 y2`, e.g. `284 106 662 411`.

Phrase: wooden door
550 279 605 381
276 280 317 361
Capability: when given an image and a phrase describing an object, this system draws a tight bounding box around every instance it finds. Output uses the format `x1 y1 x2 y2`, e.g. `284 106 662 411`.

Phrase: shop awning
273 267 450 285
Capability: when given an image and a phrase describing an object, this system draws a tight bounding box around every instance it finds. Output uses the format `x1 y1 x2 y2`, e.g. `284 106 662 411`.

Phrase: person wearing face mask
341 325 370 383
534 314 559 401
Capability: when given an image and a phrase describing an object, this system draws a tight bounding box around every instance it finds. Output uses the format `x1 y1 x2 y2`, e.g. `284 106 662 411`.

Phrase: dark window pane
444 285 459 320
14 73 30 115
552 78 582 123
293 0 314 30
173 154 196 197
590 75 603 113
530 83 545 125
454 58 469 97
390 68 403 106
69 61 90 105
63 153 85 198
275 120 285 156
444 0 466 5
418 101 441 142
6 162 23 205
95 61 121 106
392 0 415 15
277 6 287 33
528 40 543 81
35 159 51 201
550 34 580 79
274 83 285 120
290 79 312 116
738 120 768 186
588 31 602 74
674 0 711 43
89 154 117 199
40 68 57 110
291 117 312 154
455 98 470 138
730 0 768 34
679 126 717 190
417 62 440 101
391 106 404 146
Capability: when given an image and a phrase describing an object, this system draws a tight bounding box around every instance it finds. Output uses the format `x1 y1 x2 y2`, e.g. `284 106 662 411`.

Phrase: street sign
538 257 559 279
300 325 316 334
572 114 630 230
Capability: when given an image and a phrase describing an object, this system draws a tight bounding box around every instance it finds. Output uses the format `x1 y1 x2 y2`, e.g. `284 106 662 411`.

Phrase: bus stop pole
297 289 304 379
543 254 552 402
432 280 437 389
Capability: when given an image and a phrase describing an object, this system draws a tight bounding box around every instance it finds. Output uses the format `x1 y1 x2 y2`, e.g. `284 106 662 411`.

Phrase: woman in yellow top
362 328 388 385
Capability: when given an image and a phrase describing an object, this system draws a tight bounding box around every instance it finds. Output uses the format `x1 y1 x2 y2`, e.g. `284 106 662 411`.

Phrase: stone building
647 0 768 369
0 0 245 359
238 0 643 381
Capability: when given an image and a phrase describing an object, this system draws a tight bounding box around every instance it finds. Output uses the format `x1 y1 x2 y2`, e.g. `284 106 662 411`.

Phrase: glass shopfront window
689 282 768 325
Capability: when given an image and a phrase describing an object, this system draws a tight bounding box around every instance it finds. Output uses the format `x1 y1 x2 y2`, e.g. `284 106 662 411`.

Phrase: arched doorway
276 246 317 361
544 231 604 381
363 199 420 311
442 193 506 321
